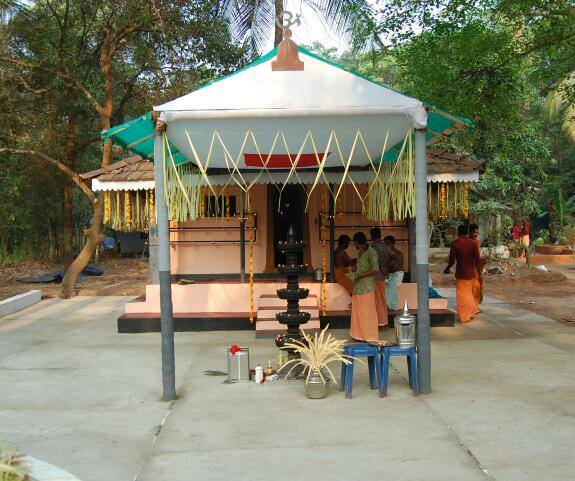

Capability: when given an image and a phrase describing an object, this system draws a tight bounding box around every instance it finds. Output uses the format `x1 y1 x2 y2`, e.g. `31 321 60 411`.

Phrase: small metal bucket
314 268 324 281
227 347 250 382
394 302 416 348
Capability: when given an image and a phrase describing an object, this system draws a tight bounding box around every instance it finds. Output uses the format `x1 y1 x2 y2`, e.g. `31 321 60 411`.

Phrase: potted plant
0 443 29 481
279 326 355 399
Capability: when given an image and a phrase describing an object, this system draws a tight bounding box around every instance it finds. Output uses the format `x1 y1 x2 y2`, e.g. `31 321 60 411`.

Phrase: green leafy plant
0 443 29 481
558 225 575 262
509 237 545 268
278 326 359 385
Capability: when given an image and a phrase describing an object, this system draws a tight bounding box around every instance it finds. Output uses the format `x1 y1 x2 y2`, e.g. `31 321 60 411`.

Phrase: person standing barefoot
347 232 380 342
444 225 482 323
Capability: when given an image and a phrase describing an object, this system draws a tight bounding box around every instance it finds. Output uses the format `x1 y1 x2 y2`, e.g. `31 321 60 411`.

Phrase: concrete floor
0 293 574 481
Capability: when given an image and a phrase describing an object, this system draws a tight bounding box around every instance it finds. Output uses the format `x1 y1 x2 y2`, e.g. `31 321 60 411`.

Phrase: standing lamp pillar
328 187 335 282
414 128 431 394
239 192 246 283
153 118 177 402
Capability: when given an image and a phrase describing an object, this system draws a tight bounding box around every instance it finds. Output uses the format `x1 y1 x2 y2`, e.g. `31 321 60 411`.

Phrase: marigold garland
440 183 447 219
149 189 155 225
320 187 328 316
104 192 111 223
427 182 471 221
125 191 132 225
248 197 255 323
463 183 469 219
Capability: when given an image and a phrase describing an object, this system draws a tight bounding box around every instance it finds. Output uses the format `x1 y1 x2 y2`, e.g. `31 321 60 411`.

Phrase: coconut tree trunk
274 0 283 46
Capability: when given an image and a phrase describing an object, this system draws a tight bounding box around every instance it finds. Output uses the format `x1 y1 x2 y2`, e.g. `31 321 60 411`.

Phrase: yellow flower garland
320 187 328 316
248 197 255 323
104 192 111 223
125 191 132 225
149 189 155 225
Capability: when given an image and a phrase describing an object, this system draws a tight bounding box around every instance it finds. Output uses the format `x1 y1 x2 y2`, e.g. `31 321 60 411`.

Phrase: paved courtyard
0 292 574 481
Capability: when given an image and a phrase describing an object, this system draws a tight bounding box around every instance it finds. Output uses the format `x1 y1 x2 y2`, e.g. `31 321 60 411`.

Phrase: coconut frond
221 0 372 53
278 325 359 384
546 72 575 143
0 443 29 481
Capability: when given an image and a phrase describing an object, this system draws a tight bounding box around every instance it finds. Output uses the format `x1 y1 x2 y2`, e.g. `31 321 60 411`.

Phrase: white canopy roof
153 47 428 171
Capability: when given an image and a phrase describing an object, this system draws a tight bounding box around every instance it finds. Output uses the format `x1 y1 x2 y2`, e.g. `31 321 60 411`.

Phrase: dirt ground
0 257 148 301
431 258 575 326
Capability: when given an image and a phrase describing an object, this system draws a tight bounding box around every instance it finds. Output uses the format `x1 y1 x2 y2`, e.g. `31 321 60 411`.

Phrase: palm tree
0 0 28 24
547 71 575 143
221 0 371 51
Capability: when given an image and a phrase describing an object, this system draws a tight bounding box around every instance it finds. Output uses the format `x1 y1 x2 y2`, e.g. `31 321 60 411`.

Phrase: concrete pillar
408 217 416 282
153 121 176 402
148 225 159 284
414 128 431 394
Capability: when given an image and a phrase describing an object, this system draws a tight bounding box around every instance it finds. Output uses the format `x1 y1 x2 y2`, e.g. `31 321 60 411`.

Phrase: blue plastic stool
340 343 383 399
380 346 418 396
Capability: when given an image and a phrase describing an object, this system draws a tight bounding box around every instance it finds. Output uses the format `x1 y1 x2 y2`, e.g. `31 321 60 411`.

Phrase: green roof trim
101 45 473 165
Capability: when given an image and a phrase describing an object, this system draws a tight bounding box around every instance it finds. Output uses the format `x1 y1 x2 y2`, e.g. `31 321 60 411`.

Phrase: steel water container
394 302 416 348
314 268 324 282
227 346 250 382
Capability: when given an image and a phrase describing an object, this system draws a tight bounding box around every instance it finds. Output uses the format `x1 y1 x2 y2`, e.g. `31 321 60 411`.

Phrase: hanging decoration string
248 193 255 322
320 186 328 316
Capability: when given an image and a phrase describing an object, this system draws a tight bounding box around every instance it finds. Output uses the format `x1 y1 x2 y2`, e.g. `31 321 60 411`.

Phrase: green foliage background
0 0 574 263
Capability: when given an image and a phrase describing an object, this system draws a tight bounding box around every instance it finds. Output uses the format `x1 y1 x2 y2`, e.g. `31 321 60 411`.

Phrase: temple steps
255 293 321 338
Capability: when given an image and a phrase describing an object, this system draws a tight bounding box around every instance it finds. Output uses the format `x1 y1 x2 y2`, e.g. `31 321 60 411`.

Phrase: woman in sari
347 232 380 342
334 234 354 295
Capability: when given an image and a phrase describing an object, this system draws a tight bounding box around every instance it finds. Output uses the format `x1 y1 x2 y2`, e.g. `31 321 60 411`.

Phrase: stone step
258 294 318 309
256 307 319 320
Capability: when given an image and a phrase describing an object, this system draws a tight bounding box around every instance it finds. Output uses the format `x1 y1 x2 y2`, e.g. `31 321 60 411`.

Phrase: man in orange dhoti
347 232 380 342
469 224 484 307
334 235 354 296
444 225 482 323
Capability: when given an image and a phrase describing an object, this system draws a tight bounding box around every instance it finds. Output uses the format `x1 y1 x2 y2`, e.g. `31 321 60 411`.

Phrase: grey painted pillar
408 217 416 282
153 124 176 401
414 128 431 395
148 225 159 284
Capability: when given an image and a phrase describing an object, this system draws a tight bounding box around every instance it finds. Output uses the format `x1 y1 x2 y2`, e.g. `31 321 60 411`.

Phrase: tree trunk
59 39 114 298
63 181 73 270
59 140 112 298
63 115 76 271
274 0 283 46
59 196 105 298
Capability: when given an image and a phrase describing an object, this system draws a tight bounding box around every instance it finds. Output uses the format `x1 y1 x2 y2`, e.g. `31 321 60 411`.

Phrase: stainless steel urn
314 268 324 282
394 302 416 348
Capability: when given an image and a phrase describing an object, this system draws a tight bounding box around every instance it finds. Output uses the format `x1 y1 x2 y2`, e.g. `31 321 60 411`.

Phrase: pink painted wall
126 281 351 314
170 184 268 274
125 281 447 314
306 185 409 270
170 183 409 275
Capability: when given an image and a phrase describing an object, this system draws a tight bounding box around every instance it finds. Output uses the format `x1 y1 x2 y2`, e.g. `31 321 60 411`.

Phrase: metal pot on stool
394 301 416 348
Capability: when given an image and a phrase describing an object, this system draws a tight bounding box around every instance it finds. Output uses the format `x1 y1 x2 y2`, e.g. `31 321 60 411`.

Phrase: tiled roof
426 149 481 174
80 155 153 181
81 150 480 183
